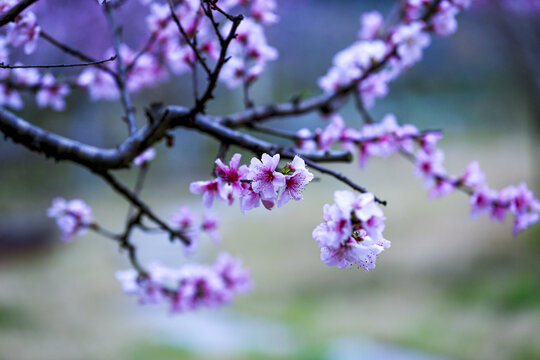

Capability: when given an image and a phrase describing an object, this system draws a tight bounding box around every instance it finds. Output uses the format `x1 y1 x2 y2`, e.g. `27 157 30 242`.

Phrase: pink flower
509 182 540 216
115 269 140 295
247 153 285 201
359 72 390 108
432 1 459 36
513 212 539 237
239 182 260 214
190 179 220 208
238 182 274 213
77 68 119 101
490 188 512 223
419 132 443 153
165 42 195 75
173 265 227 311
312 203 352 249
220 18 278 89
117 253 253 313
36 73 70 111
395 123 420 153
133 148 156 167
220 57 246 89
6 12 40 54
360 114 401 158
318 114 345 151
429 178 456 198
391 21 431 67
47 197 93 241
0 83 22 109
201 213 221 243
358 10 384 40
460 161 485 189
295 128 317 152
333 191 387 242
277 156 314 208
404 0 428 21
215 153 249 200
146 3 176 43
320 229 385 272
170 206 199 243
470 185 497 219
251 0 279 24
213 253 253 294
13 66 40 86
415 149 446 181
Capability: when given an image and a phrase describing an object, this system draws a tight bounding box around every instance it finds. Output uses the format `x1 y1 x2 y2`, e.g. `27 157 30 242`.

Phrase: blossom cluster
0 1 72 110
1 0 279 109
296 113 426 167
190 153 314 213
411 141 540 237
170 206 221 248
116 252 253 312
297 111 539 236
312 191 390 271
0 0 40 55
318 0 470 108
83 0 278 100
47 197 93 241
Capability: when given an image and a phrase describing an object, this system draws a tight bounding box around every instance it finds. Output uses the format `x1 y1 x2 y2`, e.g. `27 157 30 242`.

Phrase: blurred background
1 0 539 359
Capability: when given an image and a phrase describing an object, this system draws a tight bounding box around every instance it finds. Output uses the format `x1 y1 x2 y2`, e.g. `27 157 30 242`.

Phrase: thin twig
354 90 374 124
126 32 158 73
39 31 117 77
243 78 254 109
97 170 191 245
126 165 149 222
167 0 212 76
0 55 117 69
192 13 243 114
104 3 137 135
302 157 387 206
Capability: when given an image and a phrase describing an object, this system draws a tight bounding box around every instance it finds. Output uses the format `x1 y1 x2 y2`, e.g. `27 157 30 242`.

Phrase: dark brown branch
218 49 396 128
202 1 225 45
0 55 117 69
243 78 254 109
126 165 149 222
0 106 178 170
165 106 353 163
248 124 300 141
217 4 448 128
89 216 147 275
0 0 39 27
192 13 243 113
168 0 212 77
421 0 444 22
104 3 137 135
205 0 236 21
302 157 387 206
354 90 374 124
39 31 117 77
97 171 191 245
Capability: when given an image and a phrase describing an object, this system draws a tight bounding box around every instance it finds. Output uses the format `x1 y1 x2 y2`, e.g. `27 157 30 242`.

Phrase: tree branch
167 0 211 77
0 55 117 69
97 170 191 245
104 3 137 135
39 31 117 77
302 157 387 206
0 0 39 27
